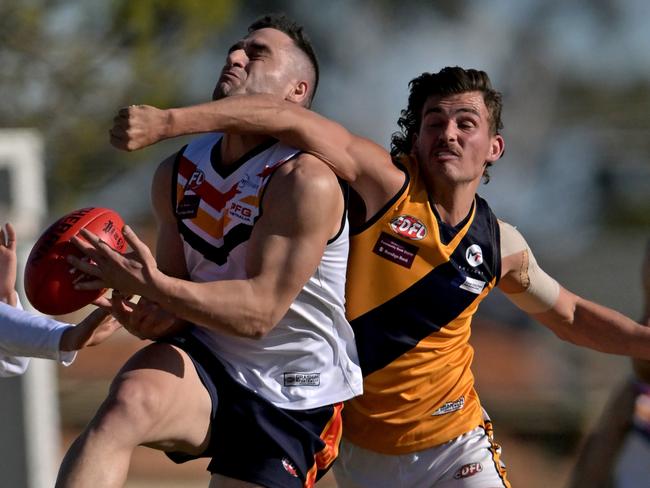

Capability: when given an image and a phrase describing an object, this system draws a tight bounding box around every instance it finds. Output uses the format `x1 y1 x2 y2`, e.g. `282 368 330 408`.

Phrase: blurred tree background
0 0 236 210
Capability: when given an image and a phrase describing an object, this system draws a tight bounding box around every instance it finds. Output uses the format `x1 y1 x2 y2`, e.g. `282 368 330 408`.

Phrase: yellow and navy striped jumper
344 155 501 454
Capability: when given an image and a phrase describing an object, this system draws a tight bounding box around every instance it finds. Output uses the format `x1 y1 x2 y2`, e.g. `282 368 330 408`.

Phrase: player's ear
286 80 309 105
487 134 505 163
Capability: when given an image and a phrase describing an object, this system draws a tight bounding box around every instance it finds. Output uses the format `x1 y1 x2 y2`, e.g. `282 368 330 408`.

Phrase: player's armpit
498 220 560 314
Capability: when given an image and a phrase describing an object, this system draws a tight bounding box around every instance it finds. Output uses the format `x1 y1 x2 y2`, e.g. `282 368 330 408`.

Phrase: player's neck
220 133 273 166
428 181 478 227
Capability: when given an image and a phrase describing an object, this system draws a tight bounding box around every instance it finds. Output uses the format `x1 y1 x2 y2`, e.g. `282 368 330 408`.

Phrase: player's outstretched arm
498 221 650 358
110 95 403 215
69 153 345 338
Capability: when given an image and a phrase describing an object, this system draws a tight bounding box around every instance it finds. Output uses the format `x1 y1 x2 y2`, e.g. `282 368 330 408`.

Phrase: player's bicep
276 104 403 204
244 156 343 323
498 220 561 314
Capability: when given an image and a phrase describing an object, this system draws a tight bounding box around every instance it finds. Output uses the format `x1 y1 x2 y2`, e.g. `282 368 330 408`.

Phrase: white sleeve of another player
499 220 560 314
0 299 76 376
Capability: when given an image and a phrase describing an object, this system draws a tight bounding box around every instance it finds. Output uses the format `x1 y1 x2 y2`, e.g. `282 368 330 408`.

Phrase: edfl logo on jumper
389 215 427 240
465 244 483 267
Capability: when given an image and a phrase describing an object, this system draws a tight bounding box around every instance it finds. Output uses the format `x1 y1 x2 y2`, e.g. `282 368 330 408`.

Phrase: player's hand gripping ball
24 207 127 315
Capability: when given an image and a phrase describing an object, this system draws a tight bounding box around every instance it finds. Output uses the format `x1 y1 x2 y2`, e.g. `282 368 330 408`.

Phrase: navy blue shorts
163 333 343 488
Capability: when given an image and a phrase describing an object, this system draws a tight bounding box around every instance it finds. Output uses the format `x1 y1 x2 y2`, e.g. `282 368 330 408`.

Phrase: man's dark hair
391 67 503 182
248 13 319 104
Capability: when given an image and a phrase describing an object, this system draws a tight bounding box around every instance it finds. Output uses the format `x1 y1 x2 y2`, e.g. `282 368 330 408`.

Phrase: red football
24 207 127 315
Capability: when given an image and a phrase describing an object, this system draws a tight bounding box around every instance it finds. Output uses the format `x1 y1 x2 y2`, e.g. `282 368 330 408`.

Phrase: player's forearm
537 295 650 357
167 95 303 140
0 302 74 361
149 272 279 338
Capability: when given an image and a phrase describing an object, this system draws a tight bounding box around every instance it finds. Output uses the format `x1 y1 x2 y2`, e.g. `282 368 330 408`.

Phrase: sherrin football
24 207 127 315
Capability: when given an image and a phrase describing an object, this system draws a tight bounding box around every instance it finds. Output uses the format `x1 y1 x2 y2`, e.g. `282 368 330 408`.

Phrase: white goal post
0 129 59 488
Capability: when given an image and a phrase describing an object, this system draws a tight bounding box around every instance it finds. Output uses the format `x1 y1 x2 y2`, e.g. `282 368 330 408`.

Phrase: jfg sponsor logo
389 215 427 240
228 201 256 224
283 372 320 387
454 462 483 479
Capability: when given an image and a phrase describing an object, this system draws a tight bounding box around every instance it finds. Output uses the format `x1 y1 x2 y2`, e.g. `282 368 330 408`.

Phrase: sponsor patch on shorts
454 462 483 479
282 457 299 477
283 372 320 387
432 396 465 416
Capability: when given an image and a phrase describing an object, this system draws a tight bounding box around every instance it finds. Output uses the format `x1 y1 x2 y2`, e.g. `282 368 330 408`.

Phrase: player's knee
96 375 164 434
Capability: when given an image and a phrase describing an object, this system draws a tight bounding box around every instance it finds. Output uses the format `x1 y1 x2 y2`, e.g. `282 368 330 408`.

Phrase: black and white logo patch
465 244 483 267
284 372 320 387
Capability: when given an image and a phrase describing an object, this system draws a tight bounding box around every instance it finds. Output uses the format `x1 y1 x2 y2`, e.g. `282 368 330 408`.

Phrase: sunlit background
1 1 649 487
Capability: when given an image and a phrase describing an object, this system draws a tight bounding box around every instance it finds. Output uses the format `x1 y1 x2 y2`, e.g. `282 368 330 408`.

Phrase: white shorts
333 417 510 488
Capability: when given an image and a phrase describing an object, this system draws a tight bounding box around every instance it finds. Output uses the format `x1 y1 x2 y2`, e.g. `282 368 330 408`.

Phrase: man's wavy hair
390 67 504 182
248 13 319 106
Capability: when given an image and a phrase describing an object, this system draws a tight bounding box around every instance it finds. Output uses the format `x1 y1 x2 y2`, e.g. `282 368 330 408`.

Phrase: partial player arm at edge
0 295 68 376
498 221 650 358
0 299 120 368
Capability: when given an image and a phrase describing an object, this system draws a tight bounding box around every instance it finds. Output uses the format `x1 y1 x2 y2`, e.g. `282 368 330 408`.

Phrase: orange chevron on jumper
178 156 241 212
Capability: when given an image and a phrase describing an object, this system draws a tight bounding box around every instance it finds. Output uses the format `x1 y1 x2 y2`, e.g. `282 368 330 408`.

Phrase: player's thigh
433 426 510 488
209 473 265 488
335 428 510 488
106 341 212 449
333 439 403 488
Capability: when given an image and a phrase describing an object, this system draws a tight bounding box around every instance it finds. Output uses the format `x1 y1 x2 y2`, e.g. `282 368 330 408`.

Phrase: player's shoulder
265 153 341 205
272 153 340 195
497 219 529 258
